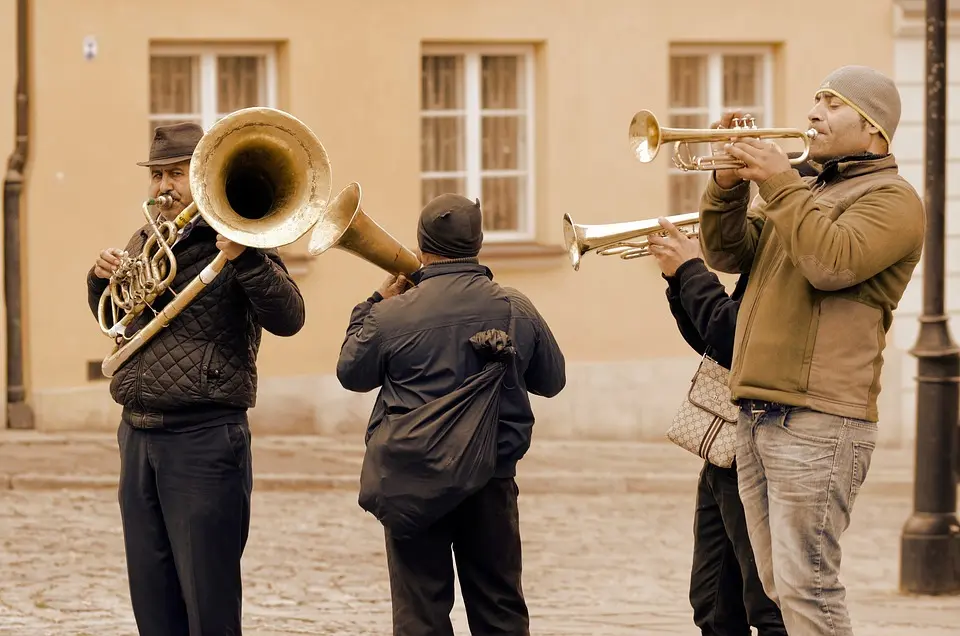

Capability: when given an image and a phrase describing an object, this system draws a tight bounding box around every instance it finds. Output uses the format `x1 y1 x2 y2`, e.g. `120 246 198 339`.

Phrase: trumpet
562 212 700 271
628 109 818 171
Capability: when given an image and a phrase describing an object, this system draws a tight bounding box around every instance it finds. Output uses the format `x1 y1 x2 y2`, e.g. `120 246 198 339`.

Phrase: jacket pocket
199 342 217 397
806 297 882 407
798 298 822 392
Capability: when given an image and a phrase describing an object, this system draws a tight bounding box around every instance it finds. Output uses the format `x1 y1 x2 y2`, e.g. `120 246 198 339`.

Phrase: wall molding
894 0 960 37
31 354 910 448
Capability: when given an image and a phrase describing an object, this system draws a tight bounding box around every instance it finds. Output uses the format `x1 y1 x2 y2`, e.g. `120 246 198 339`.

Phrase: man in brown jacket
698 65 925 635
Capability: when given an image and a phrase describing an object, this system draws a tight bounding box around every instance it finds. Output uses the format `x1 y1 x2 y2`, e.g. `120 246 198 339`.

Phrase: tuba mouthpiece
150 195 175 209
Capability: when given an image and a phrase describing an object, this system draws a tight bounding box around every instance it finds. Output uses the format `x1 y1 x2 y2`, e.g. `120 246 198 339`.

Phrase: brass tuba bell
307 182 422 276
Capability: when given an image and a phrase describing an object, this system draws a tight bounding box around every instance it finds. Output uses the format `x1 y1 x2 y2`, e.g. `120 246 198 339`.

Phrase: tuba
562 212 700 271
98 107 334 378
628 109 818 171
99 107 422 378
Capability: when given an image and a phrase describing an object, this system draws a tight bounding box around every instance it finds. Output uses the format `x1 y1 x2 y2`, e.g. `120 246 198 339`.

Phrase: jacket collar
410 259 493 285
813 152 898 185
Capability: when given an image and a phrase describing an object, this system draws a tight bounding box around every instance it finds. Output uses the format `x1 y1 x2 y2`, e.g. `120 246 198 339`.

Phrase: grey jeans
736 402 877 636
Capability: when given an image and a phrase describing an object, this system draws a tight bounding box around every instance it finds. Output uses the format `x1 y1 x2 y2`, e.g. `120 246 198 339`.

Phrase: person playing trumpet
697 65 924 635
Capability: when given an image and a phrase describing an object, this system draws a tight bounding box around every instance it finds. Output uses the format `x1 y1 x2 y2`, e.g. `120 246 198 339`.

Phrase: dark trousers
384 477 529 636
116 421 254 636
690 462 786 636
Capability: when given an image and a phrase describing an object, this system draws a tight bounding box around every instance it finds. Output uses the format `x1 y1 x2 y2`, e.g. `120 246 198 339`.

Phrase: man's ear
861 118 880 136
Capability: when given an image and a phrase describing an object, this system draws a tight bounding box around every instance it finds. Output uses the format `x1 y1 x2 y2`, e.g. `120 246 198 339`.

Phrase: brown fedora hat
137 122 204 167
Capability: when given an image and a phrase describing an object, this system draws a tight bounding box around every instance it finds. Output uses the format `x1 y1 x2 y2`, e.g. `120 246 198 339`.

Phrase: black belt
740 399 791 416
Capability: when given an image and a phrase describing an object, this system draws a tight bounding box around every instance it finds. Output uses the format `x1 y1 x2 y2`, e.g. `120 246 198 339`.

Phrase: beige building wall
2 0 904 440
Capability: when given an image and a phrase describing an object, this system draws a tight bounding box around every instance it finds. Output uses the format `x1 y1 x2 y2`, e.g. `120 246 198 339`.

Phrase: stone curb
0 471 923 497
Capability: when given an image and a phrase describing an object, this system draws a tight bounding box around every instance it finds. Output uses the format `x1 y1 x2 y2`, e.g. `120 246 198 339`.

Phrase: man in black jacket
336 193 566 636
647 218 786 636
87 122 305 636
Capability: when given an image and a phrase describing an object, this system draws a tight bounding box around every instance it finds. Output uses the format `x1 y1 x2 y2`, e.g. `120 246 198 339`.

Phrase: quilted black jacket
87 219 305 428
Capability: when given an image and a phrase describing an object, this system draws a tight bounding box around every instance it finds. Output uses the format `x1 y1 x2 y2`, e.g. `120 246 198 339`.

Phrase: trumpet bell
307 182 422 276
191 107 333 249
562 213 586 271
628 110 662 163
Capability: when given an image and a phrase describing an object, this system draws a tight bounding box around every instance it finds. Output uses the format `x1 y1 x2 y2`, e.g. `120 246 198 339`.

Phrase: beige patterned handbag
666 354 739 468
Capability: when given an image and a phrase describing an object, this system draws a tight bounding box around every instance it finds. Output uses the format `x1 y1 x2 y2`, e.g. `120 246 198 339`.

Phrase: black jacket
336 260 566 477
668 160 810 366
665 258 748 370
87 219 305 429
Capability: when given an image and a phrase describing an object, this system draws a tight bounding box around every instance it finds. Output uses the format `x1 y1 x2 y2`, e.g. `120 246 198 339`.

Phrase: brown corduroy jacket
699 153 925 422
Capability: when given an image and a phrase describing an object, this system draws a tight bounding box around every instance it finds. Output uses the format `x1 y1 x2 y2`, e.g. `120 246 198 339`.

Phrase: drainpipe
2 0 33 429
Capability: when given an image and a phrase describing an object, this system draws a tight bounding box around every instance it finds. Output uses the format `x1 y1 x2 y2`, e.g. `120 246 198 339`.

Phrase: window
668 46 774 214
420 45 536 241
149 44 278 144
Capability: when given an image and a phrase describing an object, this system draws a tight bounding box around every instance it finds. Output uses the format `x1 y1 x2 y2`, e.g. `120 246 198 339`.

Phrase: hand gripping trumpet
562 212 700 271
628 109 818 171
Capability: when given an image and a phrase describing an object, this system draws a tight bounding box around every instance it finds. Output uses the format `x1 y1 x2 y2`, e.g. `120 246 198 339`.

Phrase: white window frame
149 43 278 132
667 45 774 212
420 44 537 242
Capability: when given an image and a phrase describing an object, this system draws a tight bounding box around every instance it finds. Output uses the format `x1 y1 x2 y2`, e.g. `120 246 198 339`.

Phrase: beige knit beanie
816 65 901 144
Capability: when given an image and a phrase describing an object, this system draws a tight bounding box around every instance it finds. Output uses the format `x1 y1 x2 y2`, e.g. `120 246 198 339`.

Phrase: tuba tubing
307 182 422 277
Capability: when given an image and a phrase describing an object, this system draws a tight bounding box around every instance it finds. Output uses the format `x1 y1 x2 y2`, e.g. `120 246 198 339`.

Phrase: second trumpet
562 212 700 271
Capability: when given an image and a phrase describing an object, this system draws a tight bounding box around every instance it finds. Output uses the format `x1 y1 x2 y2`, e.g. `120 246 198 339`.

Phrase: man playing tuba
86 122 306 636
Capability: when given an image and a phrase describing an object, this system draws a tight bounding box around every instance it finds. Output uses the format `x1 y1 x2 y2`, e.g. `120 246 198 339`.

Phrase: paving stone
0 485 957 634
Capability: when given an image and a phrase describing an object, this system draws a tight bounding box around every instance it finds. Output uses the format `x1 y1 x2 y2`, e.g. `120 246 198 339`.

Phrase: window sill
479 242 569 269
278 242 571 275
277 251 311 276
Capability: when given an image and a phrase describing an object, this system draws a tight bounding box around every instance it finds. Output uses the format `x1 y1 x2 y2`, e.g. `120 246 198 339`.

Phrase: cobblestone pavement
0 432 926 496
1 485 958 635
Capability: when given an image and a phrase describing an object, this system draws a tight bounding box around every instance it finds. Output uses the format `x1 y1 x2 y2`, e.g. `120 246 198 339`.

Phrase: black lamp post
900 0 960 595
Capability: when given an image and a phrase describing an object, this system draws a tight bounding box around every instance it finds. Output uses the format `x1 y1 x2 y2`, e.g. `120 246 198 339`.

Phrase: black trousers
384 477 529 636
690 462 786 636
116 421 254 636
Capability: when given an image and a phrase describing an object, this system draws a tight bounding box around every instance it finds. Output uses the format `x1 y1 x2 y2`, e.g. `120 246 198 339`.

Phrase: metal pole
900 0 960 595
1 0 32 429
